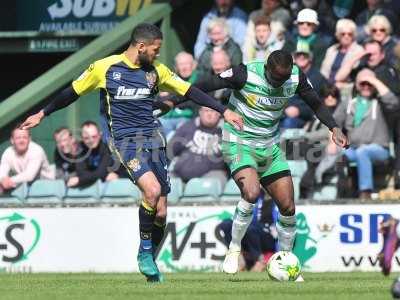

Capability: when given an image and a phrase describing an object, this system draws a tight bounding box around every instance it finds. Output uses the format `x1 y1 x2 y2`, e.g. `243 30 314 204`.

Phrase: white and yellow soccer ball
266 251 301 281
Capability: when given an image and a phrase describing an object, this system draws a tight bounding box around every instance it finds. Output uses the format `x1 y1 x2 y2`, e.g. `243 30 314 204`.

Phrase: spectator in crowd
320 19 363 87
333 69 399 199
244 0 291 53
365 15 399 65
197 18 243 80
281 43 327 129
66 121 118 188
169 106 227 186
288 0 339 36
194 0 247 58
0 127 54 193
299 85 341 198
207 49 232 105
355 0 398 42
242 15 285 63
53 127 81 181
217 192 276 272
283 8 331 69
159 52 198 136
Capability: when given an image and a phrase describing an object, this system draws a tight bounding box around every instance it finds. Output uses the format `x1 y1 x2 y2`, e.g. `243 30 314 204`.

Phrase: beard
138 51 152 68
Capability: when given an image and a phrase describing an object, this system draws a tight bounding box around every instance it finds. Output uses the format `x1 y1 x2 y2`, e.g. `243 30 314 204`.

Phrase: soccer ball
266 251 301 281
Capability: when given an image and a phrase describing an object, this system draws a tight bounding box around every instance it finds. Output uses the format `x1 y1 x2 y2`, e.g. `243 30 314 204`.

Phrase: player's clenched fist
223 109 243 131
20 110 45 130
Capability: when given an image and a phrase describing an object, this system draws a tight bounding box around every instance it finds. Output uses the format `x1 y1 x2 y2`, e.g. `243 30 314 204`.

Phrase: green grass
0 272 396 300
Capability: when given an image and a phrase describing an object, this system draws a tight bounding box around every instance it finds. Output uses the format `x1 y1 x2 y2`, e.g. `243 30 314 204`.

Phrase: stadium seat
168 177 183 204
287 160 308 178
220 178 241 202
101 178 141 204
181 178 222 203
313 185 337 201
280 128 305 140
64 180 101 204
0 183 28 205
26 179 65 204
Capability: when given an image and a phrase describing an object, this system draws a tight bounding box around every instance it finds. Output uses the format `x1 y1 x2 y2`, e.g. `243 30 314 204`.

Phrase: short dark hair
81 120 99 130
53 126 72 138
321 84 340 100
254 15 270 27
266 50 293 75
130 23 163 46
363 38 383 50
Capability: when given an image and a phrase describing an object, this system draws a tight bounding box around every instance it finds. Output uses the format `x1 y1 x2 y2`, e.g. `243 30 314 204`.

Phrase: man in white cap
282 8 331 69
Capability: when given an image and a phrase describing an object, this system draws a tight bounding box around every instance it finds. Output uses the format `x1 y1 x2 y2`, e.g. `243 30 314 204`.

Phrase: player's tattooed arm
20 85 79 130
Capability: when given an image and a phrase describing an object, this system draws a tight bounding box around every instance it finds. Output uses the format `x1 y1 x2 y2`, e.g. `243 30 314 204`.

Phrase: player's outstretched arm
20 85 79 130
185 86 243 130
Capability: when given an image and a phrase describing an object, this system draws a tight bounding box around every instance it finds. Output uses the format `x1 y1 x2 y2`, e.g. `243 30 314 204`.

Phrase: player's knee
143 185 161 205
280 201 295 216
243 185 260 203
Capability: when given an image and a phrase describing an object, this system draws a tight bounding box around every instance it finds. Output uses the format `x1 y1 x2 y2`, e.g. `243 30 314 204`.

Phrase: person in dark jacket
66 121 119 187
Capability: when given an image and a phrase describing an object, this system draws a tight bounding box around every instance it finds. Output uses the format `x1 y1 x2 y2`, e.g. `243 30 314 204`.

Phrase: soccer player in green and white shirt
193 50 349 275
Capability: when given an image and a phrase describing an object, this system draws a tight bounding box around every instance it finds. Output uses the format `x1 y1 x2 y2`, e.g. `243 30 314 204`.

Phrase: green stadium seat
101 179 141 204
313 185 337 201
26 179 65 204
220 178 241 202
181 178 222 203
168 177 183 204
64 180 101 204
0 183 28 205
287 160 308 178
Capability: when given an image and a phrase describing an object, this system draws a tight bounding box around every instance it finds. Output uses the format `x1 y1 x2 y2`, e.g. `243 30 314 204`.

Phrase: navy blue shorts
112 145 171 196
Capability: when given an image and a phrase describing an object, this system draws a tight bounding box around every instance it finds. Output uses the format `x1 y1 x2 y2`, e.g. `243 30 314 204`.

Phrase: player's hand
331 127 349 149
67 176 79 187
223 109 243 131
20 110 45 130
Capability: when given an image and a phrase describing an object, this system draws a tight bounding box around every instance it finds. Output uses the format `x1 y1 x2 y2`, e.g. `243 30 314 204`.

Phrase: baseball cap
296 8 319 25
294 42 312 57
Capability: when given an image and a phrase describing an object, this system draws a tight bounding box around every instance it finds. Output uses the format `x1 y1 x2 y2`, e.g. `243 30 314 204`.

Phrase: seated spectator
217 192 276 272
283 8 332 69
365 15 399 66
242 15 285 63
244 0 291 53
0 127 54 194
67 121 118 188
169 106 227 186
299 85 341 198
289 0 339 36
333 69 399 199
194 0 247 58
53 127 81 181
197 17 243 80
159 52 198 136
208 49 232 105
281 44 327 129
355 0 399 42
320 19 363 87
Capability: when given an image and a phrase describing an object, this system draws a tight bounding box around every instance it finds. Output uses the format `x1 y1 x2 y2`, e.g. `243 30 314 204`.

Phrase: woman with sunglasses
320 19 363 88
366 15 399 66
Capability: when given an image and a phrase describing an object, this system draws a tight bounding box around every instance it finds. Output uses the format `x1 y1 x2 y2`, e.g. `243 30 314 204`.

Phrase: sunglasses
371 28 386 33
340 32 353 37
298 22 314 27
359 81 373 87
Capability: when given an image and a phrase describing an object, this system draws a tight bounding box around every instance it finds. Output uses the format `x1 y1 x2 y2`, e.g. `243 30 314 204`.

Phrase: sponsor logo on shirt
113 72 121 80
115 86 152 100
145 71 157 89
257 97 286 106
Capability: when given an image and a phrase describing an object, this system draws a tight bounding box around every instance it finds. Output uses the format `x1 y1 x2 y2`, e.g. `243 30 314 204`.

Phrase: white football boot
222 249 241 274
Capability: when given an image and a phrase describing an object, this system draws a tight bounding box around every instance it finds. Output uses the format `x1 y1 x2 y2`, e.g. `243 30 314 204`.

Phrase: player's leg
221 141 260 274
379 216 400 275
152 195 167 254
259 144 296 252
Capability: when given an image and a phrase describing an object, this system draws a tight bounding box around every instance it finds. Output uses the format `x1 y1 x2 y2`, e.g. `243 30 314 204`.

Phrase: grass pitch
0 272 396 300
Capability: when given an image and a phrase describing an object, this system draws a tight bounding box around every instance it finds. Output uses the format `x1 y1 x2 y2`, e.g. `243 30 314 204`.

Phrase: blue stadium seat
101 179 141 204
168 177 183 204
64 180 101 204
287 160 308 178
220 178 241 202
26 179 65 204
313 185 337 201
181 178 222 203
0 183 27 205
